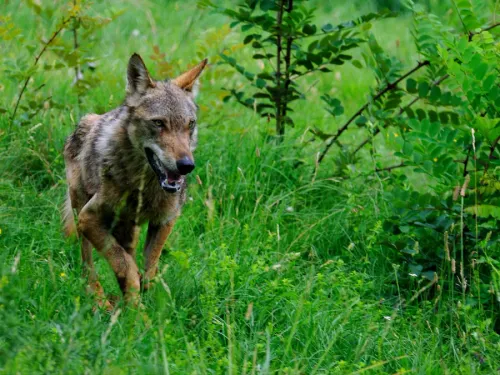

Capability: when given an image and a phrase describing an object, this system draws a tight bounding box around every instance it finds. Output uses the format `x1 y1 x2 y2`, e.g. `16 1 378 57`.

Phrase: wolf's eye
152 119 164 128
189 119 196 129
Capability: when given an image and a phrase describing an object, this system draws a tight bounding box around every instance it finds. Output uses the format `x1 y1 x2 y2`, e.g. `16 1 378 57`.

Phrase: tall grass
0 0 498 374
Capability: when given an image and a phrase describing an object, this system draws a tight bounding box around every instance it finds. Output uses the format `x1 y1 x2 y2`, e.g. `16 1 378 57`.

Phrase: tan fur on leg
142 220 176 290
81 236 112 311
78 195 141 305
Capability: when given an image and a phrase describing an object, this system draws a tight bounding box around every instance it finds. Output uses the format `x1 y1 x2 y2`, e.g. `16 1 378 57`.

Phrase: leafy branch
275 0 285 138
483 135 500 175
11 16 74 124
352 73 450 155
213 1 391 139
375 162 406 173
317 60 430 165
318 21 500 165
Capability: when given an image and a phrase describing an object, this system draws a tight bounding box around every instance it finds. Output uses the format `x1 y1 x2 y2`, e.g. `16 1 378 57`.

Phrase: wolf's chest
122 183 182 225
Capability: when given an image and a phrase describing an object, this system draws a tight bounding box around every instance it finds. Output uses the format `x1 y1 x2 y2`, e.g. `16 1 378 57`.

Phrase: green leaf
483 74 496 92
406 78 417 93
475 118 500 143
438 112 449 124
408 264 423 275
416 109 426 120
255 78 266 89
241 24 254 32
260 0 275 11
405 108 415 118
422 271 436 281
465 205 500 219
450 113 459 125
428 122 440 138
423 160 433 172
418 81 429 98
302 24 317 36
355 116 367 125
430 86 441 102
351 60 363 69
244 71 255 80
243 34 254 44
333 105 344 116
473 62 488 80
428 110 438 123
321 23 334 33
413 152 422 164
403 141 413 156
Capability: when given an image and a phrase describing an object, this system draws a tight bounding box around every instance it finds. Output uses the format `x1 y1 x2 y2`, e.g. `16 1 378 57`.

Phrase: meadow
1 0 499 374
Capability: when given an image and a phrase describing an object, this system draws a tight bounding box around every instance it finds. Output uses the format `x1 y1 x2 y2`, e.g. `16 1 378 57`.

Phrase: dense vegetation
1 0 498 373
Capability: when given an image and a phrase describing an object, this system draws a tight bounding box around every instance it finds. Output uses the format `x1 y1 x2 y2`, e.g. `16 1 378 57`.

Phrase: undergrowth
0 0 498 374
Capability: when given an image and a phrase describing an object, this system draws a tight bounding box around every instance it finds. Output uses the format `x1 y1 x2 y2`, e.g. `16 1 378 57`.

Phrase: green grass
1 0 499 374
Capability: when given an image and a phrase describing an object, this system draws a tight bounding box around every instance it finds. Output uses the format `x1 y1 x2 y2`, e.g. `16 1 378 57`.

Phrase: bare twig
317 60 430 165
11 16 72 124
282 3 293 135
450 0 470 36
375 162 406 173
463 146 472 177
72 0 82 108
275 0 285 139
72 29 80 82
483 135 500 175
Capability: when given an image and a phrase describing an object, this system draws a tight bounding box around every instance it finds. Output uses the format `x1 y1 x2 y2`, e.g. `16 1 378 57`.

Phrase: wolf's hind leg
81 236 112 310
78 194 141 305
67 186 111 310
142 220 176 290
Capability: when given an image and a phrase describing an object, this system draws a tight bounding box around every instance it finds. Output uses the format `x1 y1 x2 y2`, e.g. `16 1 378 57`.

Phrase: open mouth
144 148 182 193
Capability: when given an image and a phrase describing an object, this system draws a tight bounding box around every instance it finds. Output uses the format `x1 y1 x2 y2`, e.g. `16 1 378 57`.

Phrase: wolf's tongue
167 173 181 184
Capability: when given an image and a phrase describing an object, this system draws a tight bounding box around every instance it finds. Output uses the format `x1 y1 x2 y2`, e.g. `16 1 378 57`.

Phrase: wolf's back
64 114 101 159
62 114 101 237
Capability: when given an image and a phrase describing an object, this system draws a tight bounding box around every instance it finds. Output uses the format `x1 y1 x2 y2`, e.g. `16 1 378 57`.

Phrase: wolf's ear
127 53 155 96
172 59 208 97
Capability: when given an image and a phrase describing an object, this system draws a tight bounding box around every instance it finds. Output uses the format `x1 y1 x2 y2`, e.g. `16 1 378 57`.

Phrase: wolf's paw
91 297 114 313
141 280 153 291
140 273 155 292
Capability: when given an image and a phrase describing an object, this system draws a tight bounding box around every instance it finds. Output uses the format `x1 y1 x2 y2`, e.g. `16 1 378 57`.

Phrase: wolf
63 53 207 307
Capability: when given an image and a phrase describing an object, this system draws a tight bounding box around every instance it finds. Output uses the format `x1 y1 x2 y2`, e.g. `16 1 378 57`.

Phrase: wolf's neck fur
98 105 156 191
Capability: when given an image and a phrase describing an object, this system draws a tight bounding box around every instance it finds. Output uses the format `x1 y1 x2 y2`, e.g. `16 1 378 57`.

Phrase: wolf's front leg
81 236 113 311
142 220 176 290
78 194 141 305
112 217 140 258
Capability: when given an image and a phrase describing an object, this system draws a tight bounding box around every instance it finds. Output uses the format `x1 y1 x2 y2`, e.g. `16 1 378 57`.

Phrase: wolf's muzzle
176 156 195 175
144 147 182 193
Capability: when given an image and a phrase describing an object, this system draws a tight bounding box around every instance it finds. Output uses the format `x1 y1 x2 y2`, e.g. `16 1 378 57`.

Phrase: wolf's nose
176 157 195 175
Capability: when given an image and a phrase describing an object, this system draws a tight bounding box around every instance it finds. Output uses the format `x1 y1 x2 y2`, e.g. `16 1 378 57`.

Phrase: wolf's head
125 53 207 193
